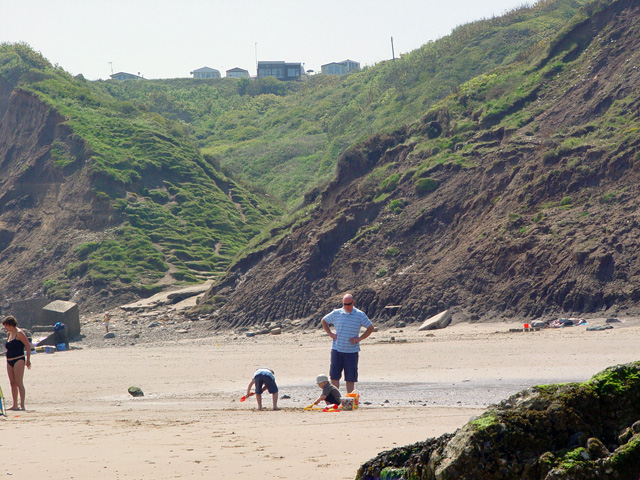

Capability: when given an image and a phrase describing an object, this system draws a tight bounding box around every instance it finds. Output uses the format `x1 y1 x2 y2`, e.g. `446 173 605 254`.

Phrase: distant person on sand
246 367 280 411
311 374 341 407
321 293 375 393
3 316 32 411
103 311 110 333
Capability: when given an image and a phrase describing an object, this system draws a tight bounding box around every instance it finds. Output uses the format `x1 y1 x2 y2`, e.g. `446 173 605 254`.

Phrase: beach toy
346 390 360 409
304 403 337 411
341 397 355 410
0 385 6 417
241 392 255 402
323 404 341 412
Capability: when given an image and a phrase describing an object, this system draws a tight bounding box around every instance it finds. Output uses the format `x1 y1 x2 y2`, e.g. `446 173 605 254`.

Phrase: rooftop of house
191 66 220 73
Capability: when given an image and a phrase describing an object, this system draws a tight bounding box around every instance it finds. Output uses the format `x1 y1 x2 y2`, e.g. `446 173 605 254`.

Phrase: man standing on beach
321 293 375 393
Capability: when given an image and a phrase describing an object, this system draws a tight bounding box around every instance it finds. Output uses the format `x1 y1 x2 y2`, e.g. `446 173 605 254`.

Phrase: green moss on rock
357 362 640 480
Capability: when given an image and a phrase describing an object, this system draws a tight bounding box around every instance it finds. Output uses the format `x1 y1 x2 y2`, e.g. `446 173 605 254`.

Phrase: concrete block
42 300 80 338
418 310 452 331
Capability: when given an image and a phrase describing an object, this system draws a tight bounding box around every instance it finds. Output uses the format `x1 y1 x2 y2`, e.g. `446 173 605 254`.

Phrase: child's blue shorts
254 373 278 394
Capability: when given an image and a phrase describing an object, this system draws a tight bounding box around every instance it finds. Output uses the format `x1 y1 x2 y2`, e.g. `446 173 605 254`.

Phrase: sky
1 0 532 80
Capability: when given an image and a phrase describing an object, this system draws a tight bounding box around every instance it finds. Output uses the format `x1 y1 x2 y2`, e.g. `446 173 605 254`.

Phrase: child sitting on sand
311 374 341 407
246 367 280 411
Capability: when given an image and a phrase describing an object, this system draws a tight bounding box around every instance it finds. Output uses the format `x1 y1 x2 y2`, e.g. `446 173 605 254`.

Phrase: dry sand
2 319 639 479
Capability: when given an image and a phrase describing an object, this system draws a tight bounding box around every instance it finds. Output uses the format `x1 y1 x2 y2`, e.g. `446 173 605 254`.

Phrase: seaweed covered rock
357 362 640 480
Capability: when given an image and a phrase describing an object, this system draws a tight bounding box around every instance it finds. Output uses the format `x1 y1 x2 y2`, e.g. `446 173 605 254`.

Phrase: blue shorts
330 350 359 383
254 374 278 394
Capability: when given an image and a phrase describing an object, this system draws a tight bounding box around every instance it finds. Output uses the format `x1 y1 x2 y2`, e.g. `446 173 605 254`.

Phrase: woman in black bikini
3 316 31 411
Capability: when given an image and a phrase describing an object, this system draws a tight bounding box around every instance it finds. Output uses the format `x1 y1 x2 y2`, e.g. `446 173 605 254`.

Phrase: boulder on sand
128 386 144 397
357 362 640 480
418 310 451 331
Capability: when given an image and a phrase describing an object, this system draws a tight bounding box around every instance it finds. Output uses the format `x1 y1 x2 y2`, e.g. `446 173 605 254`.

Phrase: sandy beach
2 319 639 479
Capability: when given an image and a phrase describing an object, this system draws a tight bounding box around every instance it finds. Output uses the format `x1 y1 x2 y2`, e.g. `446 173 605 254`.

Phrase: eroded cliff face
0 80 118 310
198 0 640 329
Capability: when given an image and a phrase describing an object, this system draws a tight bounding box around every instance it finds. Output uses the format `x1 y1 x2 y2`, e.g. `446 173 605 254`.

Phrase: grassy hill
96 0 587 209
0 43 281 306
196 0 640 325
0 0 592 310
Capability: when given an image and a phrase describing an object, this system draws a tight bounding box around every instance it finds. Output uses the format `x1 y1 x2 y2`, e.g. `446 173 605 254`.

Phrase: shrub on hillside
415 177 439 194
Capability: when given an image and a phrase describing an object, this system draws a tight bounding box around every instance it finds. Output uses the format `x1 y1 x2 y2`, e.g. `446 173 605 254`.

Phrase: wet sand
1 320 638 479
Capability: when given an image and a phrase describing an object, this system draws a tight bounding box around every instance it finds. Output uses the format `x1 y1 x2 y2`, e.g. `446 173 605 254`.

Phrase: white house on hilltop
110 72 144 81
321 60 360 76
226 67 250 78
190 67 221 79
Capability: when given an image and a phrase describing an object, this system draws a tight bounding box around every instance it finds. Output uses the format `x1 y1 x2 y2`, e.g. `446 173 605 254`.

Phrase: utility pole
391 37 395 61
255 42 258 74
109 62 113 75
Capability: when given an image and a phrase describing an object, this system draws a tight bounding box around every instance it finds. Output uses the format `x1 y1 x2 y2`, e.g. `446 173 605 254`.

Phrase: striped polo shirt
323 307 372 353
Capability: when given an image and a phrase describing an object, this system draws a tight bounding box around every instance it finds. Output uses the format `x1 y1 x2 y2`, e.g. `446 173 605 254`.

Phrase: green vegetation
599 191 618 204
43 276 71 300
590 363 640 396
87 0 587 209
415 177 439 194
470 411 499 431
71 225 169 288
386 199 406 214
0 0 596 298
380 467 408 480
533 211 545 223
376 268 388 278
560 196 572 207
352 223 381 245
610 435 640 467
0 43 282 294
359 164 398 200
558 447 589 469
385 247 400 257
378 173 401 196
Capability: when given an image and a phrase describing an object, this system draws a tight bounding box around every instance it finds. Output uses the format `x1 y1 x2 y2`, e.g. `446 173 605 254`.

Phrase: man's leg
329 349 343 390
344 352 359 394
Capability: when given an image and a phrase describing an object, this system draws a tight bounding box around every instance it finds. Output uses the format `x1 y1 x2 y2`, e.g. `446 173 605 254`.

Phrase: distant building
110 72 144 81
257 61 304 81
190 67 221 79
321 60 360 76
226 67 250 78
